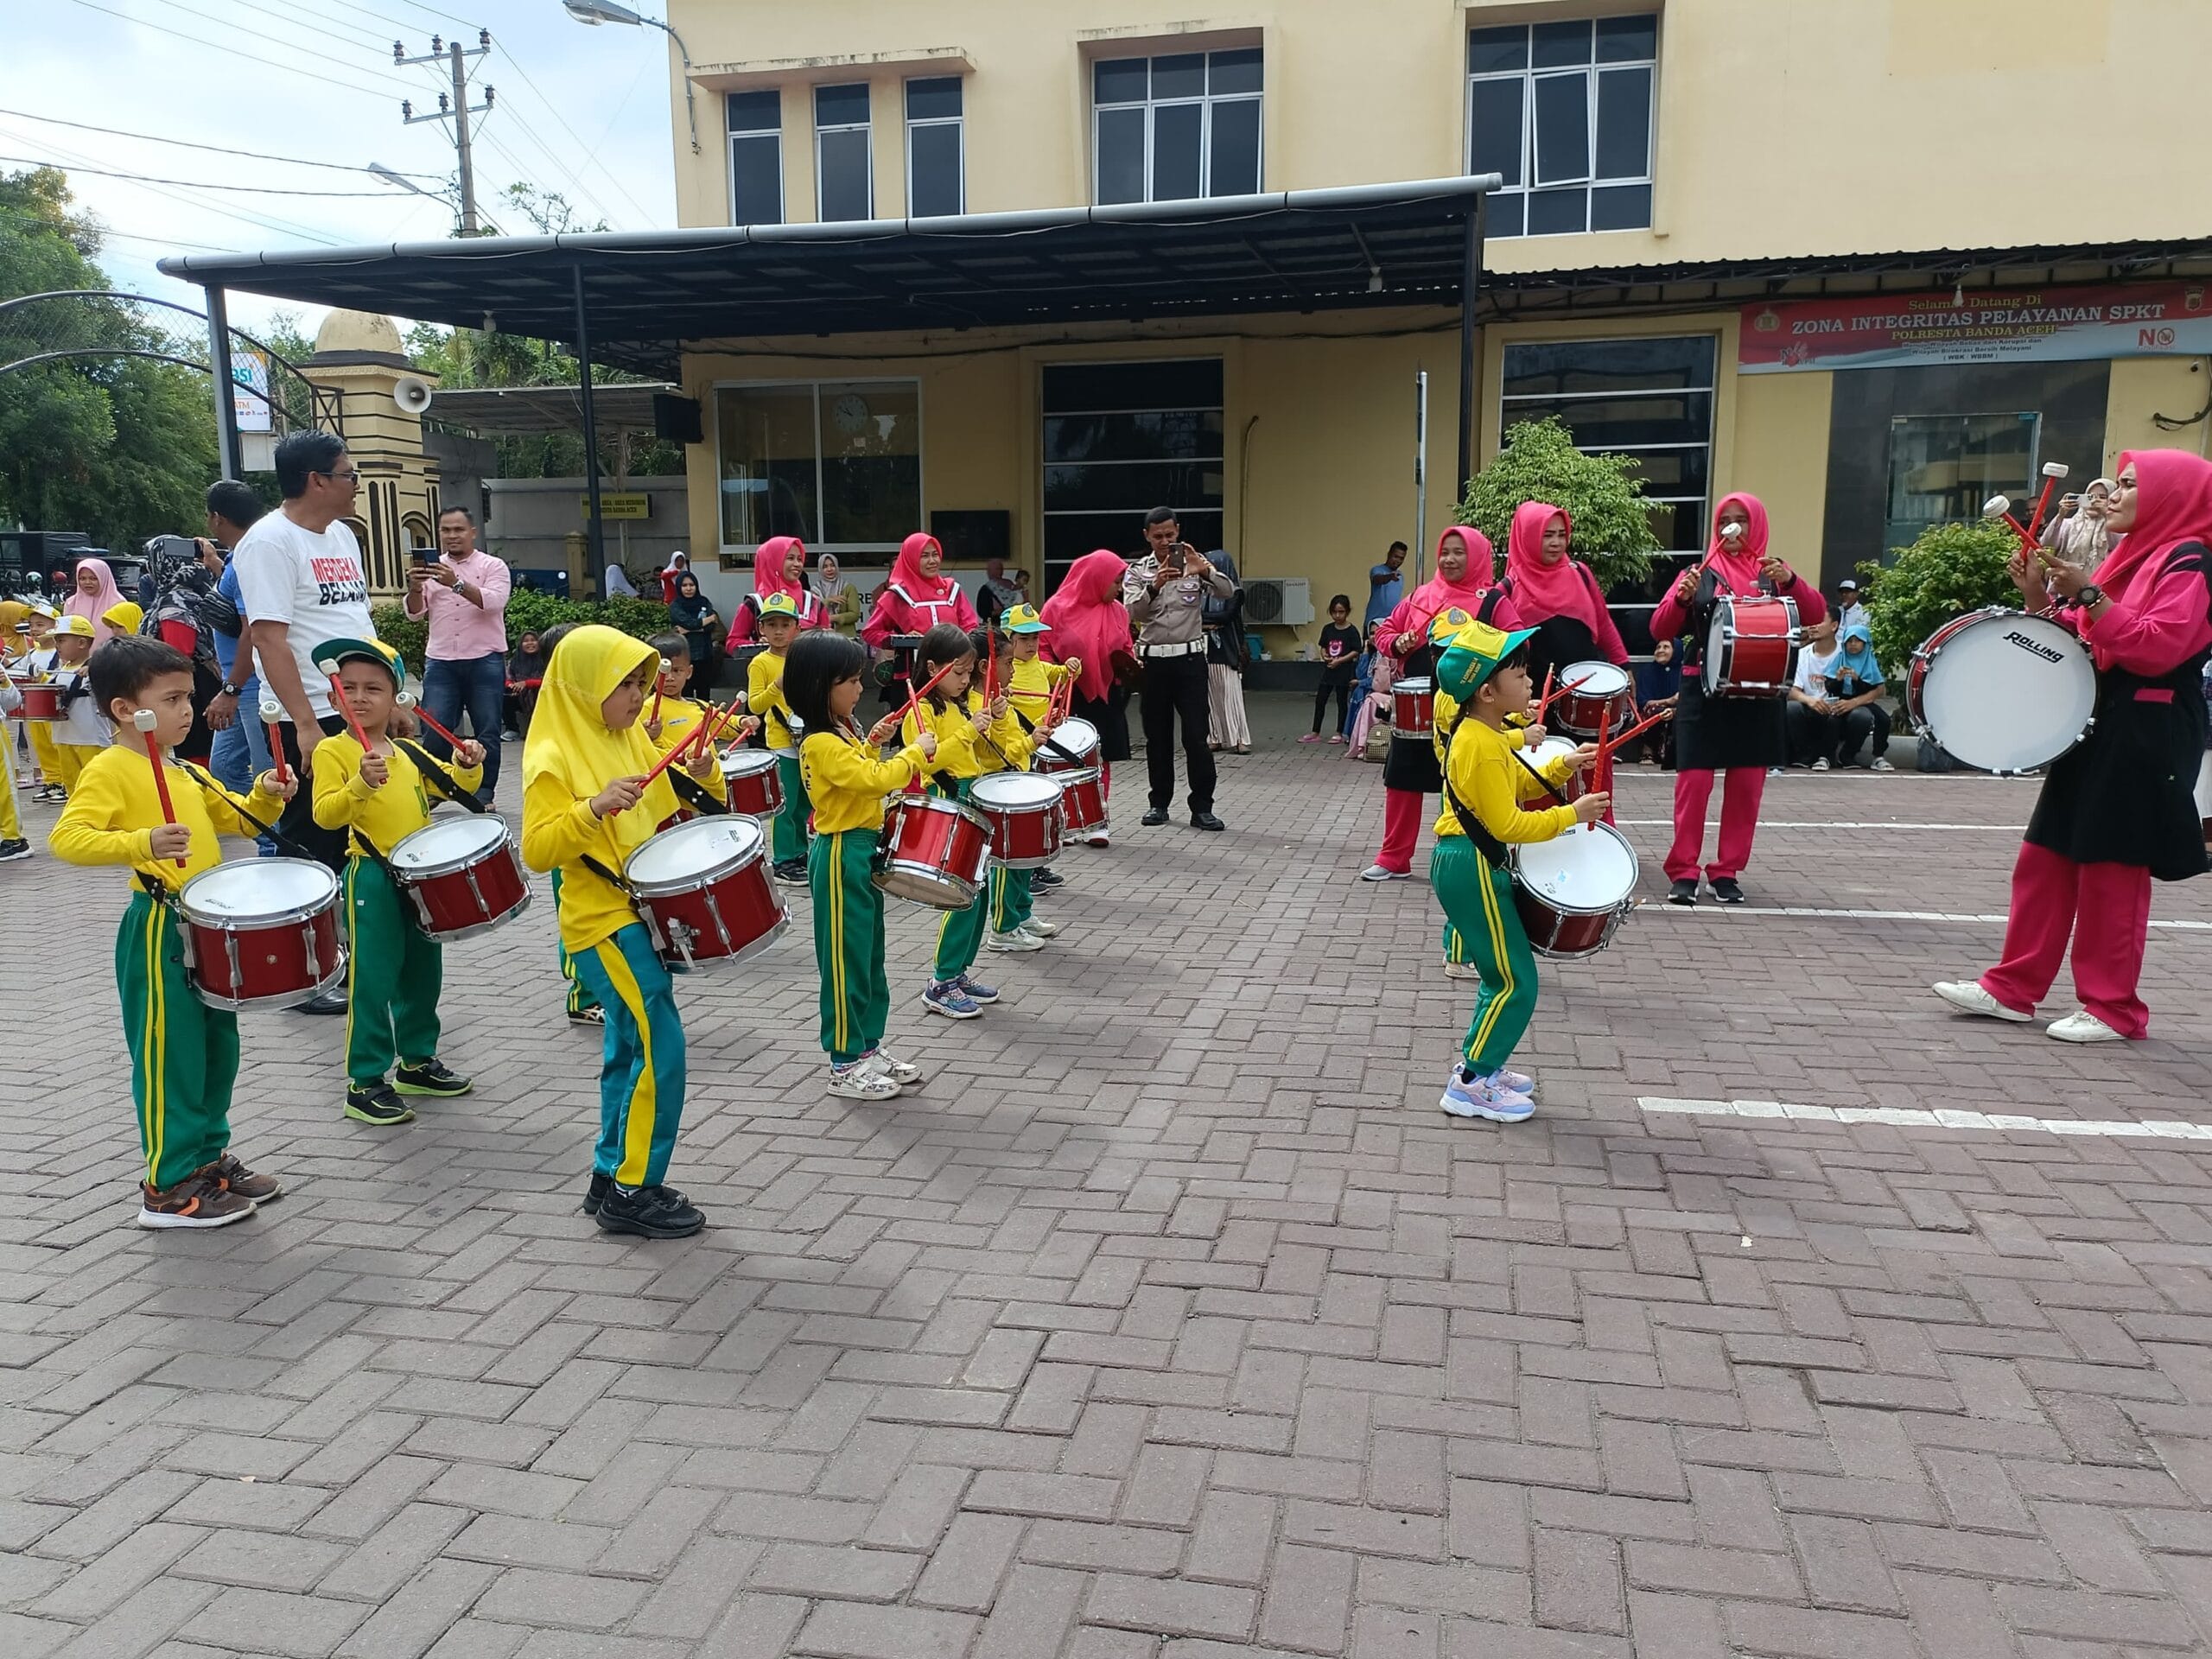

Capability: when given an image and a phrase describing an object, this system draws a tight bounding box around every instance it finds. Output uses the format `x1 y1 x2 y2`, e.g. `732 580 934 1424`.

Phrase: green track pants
343 858 443 1088
118 892 240 1190
551 868 600 1015
772 753 811 863
1430 836 1541 1076
811 828 890 1065
570 923 686 1186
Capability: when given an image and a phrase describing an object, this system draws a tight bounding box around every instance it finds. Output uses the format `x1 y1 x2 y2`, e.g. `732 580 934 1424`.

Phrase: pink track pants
1979 842 2153 1039
1375 787 1425 874
1665 766 1765 883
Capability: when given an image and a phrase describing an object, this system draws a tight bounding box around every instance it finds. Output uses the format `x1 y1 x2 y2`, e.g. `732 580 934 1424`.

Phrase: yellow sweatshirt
646 696 728 809
1433 718 1580 845
311 733 483 856
900 690 1033 782
49 746 286 887
1007 655 1071 717
747 650 798 751
798 728 931 835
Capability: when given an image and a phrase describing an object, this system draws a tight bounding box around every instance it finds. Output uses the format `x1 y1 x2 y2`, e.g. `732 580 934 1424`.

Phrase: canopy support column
205 284 242 480
573 264 606 582
1456 192 1486 501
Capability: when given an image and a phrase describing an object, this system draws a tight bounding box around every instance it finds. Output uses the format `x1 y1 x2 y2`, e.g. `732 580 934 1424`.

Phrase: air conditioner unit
1243 576 1312 626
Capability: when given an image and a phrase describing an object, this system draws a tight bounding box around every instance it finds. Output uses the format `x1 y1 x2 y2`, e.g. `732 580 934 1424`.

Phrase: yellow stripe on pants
1468 849 1517 1062
594 938 659 1186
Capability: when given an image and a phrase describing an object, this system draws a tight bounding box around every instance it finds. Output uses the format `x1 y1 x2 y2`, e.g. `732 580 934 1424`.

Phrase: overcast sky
8 0 680 337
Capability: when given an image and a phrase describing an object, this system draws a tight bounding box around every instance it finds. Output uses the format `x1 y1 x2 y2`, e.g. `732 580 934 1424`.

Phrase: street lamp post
562 0 701 155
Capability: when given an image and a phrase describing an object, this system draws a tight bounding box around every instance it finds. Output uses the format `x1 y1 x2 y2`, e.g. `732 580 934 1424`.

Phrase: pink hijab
1397 525 1500 639
1039 550 1133 702
2094 450 2212 603
67 557 126 641
1705 492 1770 595
753 536 808 603
1503 501 1605 631
888 531 957 602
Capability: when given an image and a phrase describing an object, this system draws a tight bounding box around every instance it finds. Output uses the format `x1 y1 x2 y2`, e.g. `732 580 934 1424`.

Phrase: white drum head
1393 677 1433 697
1921 612 2096 774
181 856 337 921
1701 610 1732 693
1560 661 1629 699
625 815 765 887
1513 823 1637 913
391 816 505 872
1049 717 1099 758
721 748 779 780
1527 737 1578 775
971 772 1060 810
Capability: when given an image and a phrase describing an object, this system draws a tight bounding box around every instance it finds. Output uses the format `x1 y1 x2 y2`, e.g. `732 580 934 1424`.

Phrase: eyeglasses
315 467 362 486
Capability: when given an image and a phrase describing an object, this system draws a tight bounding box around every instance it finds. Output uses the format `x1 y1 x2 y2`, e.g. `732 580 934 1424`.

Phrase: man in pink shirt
404 505 513 798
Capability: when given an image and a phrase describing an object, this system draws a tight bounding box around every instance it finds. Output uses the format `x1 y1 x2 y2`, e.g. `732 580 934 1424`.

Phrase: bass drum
1908 607 2098 776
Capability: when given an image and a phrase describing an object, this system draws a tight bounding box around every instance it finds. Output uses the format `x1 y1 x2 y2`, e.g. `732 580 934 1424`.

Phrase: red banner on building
1738 282 2212 373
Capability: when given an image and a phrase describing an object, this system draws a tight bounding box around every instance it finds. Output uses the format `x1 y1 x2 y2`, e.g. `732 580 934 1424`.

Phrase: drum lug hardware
665 918 698 967
224 931 243 993
463 866 488 917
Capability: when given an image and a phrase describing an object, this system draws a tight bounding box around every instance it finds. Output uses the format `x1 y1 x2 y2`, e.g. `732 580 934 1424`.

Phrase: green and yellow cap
758 591 801 620
1433 620 1535 702
310 636 406 690
1001 603 1050 634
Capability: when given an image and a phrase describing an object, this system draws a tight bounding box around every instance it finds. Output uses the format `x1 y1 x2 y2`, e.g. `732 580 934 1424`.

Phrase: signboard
232 350 271 433
1738 282 2212 373
580 493 651 520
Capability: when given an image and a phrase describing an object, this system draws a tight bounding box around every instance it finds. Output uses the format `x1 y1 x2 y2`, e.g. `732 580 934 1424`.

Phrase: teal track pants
551 868 599 1015
343 858 443 1088
811 828 889 1065
1430 836 1541 1076
118 892 240 1190
773 753 811 863
569 923 686 1186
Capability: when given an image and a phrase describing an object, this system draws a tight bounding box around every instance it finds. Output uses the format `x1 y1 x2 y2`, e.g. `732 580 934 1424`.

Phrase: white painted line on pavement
1637 1096 2212 1141
1618 820 2026 831
1643 903 2212 932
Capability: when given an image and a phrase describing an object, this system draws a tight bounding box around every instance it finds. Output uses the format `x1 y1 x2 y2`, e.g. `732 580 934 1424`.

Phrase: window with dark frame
1092 48 1262 206
726 89 783 228
905 77 963 218
815 81 872 222
1468 15 1656 238
715 381 922 559
1040 359 1225 594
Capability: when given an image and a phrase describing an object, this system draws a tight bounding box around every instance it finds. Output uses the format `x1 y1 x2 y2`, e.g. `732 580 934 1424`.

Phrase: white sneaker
1871 758 1895 772
985 929 1045 953
828 1065 899 1100
864 1050 924 1084
1360 864 1411 882
2047 1010 2126 1044
1932 981 2032 1022
1443 960 1479 980
1811 758 1830 772
1020 917 1061 938
1084 831 1109 848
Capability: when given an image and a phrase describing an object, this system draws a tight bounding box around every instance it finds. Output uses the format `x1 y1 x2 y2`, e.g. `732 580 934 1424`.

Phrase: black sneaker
296 985 348 1015
1709 876 1746 905
772 858 810 886
594 1183 704 1239
344 1084 416 1126
1140 807 1169 827
1190 812 1225 832
568 1006 605 1027
0 838 29 863
1030 866 1065 890
394 1059 473 1097
582 1170 611 1216
1666 878 1698 906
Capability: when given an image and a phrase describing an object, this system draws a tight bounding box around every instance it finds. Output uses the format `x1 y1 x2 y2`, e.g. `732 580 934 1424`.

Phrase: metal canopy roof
427 382 679 437
158 176 1499 376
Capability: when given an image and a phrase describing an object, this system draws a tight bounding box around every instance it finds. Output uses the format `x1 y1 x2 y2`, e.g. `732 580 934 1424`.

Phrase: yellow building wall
1732 372 1835 572
2105 357 2212 473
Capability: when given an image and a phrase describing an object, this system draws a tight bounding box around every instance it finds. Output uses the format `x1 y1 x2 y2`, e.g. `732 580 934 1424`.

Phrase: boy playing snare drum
48 634 296 1229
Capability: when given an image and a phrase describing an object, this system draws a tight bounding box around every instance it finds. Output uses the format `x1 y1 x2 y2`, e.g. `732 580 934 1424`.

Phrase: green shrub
1461 416 1660 594
1858 521 2020 679
370 591 677 675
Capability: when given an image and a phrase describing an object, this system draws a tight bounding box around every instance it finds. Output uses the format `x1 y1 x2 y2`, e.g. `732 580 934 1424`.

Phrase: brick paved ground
4 697 2210 1657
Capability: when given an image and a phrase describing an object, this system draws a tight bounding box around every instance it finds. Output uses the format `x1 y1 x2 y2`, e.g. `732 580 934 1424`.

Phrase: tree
0 168 214 550
1459 416 1659 593
1859 521 2019 679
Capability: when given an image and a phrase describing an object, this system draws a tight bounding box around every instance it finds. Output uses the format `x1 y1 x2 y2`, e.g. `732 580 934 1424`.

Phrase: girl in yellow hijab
521 624 720 1242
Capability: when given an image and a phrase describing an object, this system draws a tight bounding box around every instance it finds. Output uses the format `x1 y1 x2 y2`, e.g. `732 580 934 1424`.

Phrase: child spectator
1305 594 1362 743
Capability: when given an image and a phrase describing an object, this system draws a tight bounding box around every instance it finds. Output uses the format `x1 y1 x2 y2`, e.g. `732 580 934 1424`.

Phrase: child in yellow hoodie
520 625 722 1240
746 592 812 883
48 634 295 1228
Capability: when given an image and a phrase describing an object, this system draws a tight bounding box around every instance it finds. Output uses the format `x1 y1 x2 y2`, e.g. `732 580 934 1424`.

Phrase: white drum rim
1511 823 1639 917
623 815 768 893
887 794 994 836
1391 676 1433 694
177 856 339 925
389 814 511 875
720 747 780 777
1917 609 2095 774
1559 660 1630 697
971 772 1063 808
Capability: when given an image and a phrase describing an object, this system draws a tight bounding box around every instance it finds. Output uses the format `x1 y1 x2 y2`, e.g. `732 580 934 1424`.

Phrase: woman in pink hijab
861 531 979 649
1501 501 1629 687
1040 550 1136 846
725 535 825 650
1360 525 1521 882
1647 493 1826 906
1935 449 2212 1042
65 557 127 643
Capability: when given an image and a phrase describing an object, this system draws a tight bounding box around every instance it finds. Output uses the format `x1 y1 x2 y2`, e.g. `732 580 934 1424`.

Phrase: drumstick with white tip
131 708 187 868
326 672 374 753
394 690 467 752
2023 461 2069 544
259 699 289 785
650 658 669 727
1981 494 2038 552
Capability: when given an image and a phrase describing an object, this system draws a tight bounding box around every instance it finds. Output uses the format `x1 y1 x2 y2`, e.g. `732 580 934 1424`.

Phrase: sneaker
829 1062 901 1100
866 1049 924 1084
1709 876 1745 905
956 974 1001 1004
772 858 810 886
296 985 348 1015
343 1083 416 1126
207 1152 282 1204
568 1006 605 1027
1360 864 1411 882
1326 734 1345 745
394 1059 473 1097
1494 1066 1536 1096
137 1171 257 1230
1140 808 1169 827
1443 959 1479 980
595 1183 705 1239
2046 1010 2126 1044
1766 767 1784 778
1019 916 1061 938
1084 831 1110 849
1932 980 2033 1023
1299 732 1322 744
1440 1070 1535 1123
1667 879 1698 906
0 838 29 863
582 1170 611 1215
922 982 982 1020
985 928 1044 953
1871 758 1895 772
1031 866 1066 890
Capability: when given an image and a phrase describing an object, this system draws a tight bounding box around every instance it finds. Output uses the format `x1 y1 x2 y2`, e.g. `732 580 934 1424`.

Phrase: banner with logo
1738 282 2212 373
232 350 271 433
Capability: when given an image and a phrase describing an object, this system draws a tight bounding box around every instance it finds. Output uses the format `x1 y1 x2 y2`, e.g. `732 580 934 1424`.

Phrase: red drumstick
1599 704 1673 759
259 698 289 786
650 658 669 726
2023 463 2069 544
1594 700 1613 800
405 699 467 752
131 709 186 867
326 673 373 752
1539 663 1554 714
893 656 963 730
1535 671 1596 722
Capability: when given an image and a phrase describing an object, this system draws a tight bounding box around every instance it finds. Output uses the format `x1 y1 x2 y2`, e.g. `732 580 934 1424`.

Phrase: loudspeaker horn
393 375 434 415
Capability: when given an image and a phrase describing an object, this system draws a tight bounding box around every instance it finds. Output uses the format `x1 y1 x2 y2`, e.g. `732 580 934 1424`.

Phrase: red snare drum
1551 661 1634 739
875 794 992 909
623 815 788 969
970 772 1065 868
1525 737 1586 804
387 816 532 942
719 747 785 819
1391 677 1434 741
1701 595 1800 698
1034 716 1099 774
1052 766 1107 835
14 681 66 721
175 857 345 1010
1510 822 1638 960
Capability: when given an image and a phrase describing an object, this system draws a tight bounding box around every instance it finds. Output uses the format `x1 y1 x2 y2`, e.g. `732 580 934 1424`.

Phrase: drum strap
665 768 729 817
173 761 320 863
1437 728 1571 868
580 853 636 896
394 738 492 816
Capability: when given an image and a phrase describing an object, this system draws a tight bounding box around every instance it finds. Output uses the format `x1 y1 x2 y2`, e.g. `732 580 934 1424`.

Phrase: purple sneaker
1440 1070 1535 1122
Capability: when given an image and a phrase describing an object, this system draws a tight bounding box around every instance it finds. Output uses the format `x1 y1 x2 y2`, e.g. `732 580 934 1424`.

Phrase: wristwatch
219 681 242 698
2075 585 2105 609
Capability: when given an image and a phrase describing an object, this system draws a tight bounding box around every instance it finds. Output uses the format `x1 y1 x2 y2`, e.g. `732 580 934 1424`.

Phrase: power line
139 0 432 97
0 204 242 253
0 110 442 178
67 0 419 105
0 156 395 198
491 41 646 223
0 121 346 246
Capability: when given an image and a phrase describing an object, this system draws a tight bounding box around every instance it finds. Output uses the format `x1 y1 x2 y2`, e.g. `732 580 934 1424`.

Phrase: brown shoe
137 1173 257 1230
207 1153 283 1204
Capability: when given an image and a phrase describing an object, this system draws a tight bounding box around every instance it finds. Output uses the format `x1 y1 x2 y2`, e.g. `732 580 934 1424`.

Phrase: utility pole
397 30 493 235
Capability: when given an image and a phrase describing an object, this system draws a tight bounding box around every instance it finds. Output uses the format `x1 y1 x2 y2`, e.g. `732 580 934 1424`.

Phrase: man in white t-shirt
231 430 380 1010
